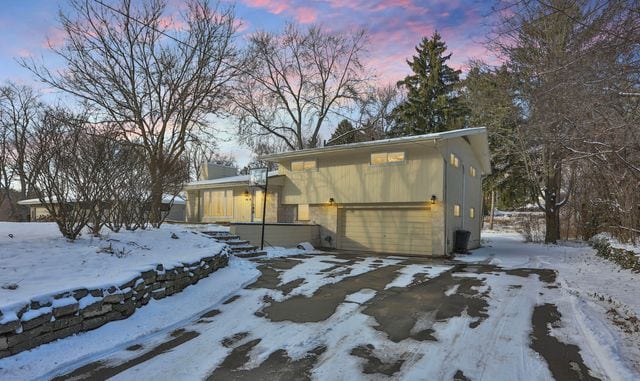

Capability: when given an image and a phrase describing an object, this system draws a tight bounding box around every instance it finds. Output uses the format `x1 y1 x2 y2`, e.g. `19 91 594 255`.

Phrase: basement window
453 204 461 217
469 166 476 177
297 204 310 221
370 151 405 165
469 207 475 219
291 160 317 171
450 153 459 168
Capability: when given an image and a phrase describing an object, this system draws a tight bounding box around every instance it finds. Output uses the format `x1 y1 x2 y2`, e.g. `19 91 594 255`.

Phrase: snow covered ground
461 230 640 379
1 229 639 380
0 222 226 316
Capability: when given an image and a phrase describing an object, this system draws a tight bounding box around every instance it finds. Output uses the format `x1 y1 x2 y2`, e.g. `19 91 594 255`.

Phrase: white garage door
337 207 432 255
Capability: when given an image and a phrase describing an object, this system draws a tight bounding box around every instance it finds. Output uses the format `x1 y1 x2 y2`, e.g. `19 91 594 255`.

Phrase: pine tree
327 119 363 145
390 32 465 136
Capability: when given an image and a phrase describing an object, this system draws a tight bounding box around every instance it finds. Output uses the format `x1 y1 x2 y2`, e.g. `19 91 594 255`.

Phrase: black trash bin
454 230 471 254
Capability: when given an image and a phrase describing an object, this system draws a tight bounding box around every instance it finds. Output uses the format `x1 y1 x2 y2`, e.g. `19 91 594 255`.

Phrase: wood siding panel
442 137 485 252
279 145 444 205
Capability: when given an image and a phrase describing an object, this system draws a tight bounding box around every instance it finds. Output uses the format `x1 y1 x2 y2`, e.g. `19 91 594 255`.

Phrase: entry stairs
202 231 267 258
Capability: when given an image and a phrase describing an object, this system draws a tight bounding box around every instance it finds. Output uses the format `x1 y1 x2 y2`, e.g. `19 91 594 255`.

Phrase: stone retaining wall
0 250 230 359
590 236 640 272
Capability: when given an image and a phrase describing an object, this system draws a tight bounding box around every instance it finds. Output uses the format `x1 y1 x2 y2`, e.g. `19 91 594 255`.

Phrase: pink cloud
234 18 251 33
158 15 186 31
294 7 318 24
15 48 32 57
42 27 66 48
242 0 291 15
322 0 427 14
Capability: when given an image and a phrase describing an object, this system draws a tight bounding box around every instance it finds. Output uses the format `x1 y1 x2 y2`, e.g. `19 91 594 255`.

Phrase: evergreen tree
461 63 529 211
327 119 363 145
390 32 465 136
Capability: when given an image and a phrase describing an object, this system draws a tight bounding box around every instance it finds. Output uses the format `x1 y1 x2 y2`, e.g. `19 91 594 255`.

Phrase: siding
309 204 338 248
442 137 485 252
278 144 444 205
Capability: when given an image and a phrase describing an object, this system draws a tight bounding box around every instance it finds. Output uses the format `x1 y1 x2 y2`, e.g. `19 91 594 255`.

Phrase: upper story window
450 153 459 168
291 160 317 171
370 151 405 165
469 166 476 177
469 207 475 219
453 204 461 217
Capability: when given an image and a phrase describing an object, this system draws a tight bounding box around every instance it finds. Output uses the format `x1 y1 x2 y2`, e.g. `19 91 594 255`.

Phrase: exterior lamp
329 198 335 205
243 190 251 201
430 195 437 204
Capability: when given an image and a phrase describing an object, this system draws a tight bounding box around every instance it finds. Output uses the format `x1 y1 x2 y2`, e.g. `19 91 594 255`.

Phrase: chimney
199 163 237 180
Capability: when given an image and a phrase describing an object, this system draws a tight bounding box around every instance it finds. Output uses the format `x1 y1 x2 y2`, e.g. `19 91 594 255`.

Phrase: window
453 204 461 217
370 151 405 165
388 152 405 163
469 166 476 177
291 160 316 171
450 153 459 168
297 204 310 221
203 190 233 217
469 207 475 219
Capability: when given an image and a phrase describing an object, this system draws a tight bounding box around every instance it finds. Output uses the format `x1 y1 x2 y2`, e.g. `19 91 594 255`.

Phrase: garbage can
454 230 471 254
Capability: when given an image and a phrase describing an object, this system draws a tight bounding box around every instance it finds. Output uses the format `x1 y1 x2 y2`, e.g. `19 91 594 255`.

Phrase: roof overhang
183 173 285 190
260 127 492 174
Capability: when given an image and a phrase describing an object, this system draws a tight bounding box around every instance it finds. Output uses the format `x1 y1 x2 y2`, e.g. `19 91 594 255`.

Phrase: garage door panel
338 208 432 255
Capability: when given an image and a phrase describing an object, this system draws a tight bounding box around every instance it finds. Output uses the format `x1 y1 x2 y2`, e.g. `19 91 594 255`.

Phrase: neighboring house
17 195 186 222
184 127 491 256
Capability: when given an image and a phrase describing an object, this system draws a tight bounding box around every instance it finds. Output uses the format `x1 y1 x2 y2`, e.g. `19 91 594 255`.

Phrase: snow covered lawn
1 230 639 380
0 222 226 318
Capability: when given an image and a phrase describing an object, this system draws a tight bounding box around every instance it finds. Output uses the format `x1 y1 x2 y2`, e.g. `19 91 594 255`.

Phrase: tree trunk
148 160 164 228
544 208 560 244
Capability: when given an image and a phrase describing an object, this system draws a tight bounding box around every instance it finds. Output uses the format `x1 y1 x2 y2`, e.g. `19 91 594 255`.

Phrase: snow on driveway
1 232 639 380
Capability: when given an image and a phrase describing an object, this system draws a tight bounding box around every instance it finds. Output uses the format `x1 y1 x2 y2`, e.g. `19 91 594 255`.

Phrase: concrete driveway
52 252 599 381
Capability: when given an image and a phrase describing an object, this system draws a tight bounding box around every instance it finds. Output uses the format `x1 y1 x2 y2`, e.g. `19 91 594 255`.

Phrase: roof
183 171 281 189
260 127 492 174
18 195 186 206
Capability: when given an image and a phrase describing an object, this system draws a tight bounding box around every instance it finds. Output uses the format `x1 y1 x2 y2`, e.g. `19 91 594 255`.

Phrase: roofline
260 127 488 161
183 173 284 189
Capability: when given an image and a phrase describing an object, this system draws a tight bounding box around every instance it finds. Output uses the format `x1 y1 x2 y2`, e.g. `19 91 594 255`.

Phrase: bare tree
23 0 240 226
355 85 402 139
233 22 370 150
28 108 94 239
0 83 42 220
185 139 236 181
491 0 640 243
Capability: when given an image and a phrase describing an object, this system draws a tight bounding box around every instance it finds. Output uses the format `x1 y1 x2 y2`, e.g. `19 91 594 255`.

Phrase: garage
337 207 432 255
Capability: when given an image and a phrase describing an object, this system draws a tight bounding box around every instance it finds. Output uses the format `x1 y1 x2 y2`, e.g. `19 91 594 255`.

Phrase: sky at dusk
0 0 501 165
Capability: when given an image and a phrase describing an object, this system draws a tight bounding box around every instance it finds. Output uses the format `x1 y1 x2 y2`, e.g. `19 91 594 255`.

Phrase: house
17 195 186 222
184 127 491 256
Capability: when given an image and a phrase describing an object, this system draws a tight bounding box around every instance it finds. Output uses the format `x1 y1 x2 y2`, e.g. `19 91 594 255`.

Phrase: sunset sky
0 0 500 164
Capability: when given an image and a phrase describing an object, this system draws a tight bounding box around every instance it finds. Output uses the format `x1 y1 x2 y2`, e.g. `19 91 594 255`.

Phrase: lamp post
249 167 269 251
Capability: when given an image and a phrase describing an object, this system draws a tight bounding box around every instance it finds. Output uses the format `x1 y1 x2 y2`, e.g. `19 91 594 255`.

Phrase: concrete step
235 251 267 258
225 240 251 246
202 232 241 241
230 244 259 253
